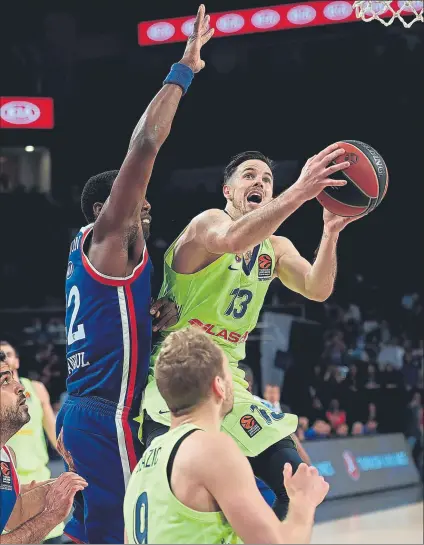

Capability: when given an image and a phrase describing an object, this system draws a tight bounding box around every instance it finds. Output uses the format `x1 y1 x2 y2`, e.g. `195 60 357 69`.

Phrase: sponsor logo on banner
324 1 353 20
181 18 196 36
1 100 40 125
258 253 273 280
240 415 262 438
287 5 317 24
342 450 360 481
216 13 245 33
147 21 175 42
0 97 54 129
251 9 281 29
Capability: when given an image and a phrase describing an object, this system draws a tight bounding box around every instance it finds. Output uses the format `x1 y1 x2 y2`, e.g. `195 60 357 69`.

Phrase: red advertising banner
0 97 55 129
137 1 415 46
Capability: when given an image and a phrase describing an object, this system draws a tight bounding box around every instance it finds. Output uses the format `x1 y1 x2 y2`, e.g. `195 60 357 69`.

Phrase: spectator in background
346 363 359 392
378 337 405 370
322 331 346 367
304 420 331 440
326 399 347 433
309 396 326 424
342 301 362 324
364 403 379 434
263 384 282 413
381 364 403 389
351 422 365 436
402 349 422 391
335 423 349 437
364 364 380 390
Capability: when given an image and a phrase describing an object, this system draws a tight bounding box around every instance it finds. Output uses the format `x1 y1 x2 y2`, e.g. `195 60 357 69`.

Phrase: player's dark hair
223 151 273 185
0 350 6 363
0 340 18 357
81 170 119 223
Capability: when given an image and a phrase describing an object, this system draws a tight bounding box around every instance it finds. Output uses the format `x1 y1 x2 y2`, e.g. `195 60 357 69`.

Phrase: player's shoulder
189 209 230 228
180 430 242 472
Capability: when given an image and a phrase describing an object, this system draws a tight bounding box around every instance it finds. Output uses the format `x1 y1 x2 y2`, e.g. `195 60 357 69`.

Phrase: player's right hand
293 143 350 201
44 472 88 521
179 4 214 73
283 463 329 507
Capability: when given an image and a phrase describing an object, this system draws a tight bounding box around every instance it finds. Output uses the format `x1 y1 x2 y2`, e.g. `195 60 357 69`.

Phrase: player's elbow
205 233 242 255
306 290 332 303
223 234 251 255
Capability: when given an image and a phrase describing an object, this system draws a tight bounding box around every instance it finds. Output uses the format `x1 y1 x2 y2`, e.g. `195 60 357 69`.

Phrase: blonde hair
156 327 225 416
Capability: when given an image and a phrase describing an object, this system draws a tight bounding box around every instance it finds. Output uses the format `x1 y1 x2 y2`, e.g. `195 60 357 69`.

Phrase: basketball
317 140 389 217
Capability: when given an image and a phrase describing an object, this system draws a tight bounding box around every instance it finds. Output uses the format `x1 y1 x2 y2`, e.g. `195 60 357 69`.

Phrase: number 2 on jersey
225 288 253 319
67 285 86 345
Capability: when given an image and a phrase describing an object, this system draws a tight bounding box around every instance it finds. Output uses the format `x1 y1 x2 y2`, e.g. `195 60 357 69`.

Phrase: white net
353 1 424 27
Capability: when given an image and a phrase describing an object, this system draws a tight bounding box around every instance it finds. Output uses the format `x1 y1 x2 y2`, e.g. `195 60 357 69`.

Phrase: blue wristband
163 63 194 95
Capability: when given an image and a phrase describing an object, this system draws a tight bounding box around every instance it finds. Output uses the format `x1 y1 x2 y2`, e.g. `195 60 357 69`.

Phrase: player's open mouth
142 217 151 225
19 397 27 407
246 191 263 204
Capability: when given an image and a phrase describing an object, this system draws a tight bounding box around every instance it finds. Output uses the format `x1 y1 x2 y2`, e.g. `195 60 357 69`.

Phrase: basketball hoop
353 1 424 27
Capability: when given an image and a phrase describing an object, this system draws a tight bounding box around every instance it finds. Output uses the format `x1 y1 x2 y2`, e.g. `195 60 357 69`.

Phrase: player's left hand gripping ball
179 4 215 73
322 208 365 234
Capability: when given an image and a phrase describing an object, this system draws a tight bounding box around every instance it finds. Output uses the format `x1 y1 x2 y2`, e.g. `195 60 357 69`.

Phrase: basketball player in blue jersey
57 6 214 543
0 351 87 543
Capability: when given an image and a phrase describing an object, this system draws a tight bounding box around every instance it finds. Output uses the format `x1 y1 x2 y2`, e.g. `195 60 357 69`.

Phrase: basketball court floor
312 486 423 544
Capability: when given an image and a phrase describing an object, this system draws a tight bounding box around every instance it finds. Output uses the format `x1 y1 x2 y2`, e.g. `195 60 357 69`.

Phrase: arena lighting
25 145 35 152
138 1 396 46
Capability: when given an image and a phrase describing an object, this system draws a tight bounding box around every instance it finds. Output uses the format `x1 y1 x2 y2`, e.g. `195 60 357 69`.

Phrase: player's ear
223 184 232 200
212 376 225 401
93 202 103 219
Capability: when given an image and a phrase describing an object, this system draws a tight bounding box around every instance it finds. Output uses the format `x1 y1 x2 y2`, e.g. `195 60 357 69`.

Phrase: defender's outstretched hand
180 4 214 73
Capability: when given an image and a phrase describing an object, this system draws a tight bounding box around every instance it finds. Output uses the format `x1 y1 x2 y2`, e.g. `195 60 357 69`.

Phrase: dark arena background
1 1 423 543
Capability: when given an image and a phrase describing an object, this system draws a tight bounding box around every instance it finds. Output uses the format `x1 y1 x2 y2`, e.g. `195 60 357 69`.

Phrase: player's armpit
195 434 283 544
272 236 328 303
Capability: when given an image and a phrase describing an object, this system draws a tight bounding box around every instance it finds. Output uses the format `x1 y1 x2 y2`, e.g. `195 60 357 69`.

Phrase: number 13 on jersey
225 288 253 319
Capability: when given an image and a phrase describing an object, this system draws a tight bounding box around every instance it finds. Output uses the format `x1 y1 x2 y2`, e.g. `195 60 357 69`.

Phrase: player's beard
0 400 30 440
142 222 151 241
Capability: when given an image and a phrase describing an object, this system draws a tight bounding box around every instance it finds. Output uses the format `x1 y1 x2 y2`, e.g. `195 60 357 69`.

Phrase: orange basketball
317 140 389 217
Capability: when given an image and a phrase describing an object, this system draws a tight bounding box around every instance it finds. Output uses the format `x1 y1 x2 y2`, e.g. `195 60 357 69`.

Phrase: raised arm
89 5 214 276
195 434 328 544
177 144 350 261
272 207 362 302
